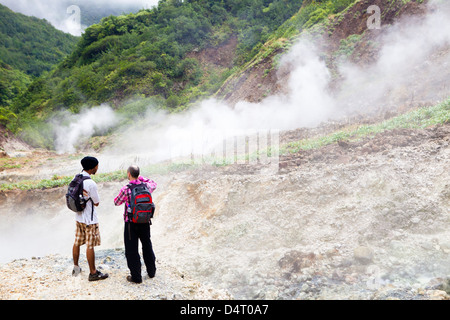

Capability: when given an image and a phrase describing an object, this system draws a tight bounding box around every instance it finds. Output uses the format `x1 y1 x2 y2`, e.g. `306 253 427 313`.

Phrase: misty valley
0 0 449 301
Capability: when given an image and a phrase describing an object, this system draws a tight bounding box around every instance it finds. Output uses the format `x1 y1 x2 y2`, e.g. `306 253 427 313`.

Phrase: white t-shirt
75 171 100 225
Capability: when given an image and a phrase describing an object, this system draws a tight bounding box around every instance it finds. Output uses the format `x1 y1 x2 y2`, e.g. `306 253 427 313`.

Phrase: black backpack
66 174 94 220
127 183 155 224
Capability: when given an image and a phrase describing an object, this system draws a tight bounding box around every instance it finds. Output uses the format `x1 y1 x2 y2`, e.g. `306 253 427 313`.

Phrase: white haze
53 104 119 154
96 39 339 171
337 2 450 113
0 185 125 264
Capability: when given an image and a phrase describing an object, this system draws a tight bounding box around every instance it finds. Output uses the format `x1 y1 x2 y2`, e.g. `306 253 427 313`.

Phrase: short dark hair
81 156 99 171
127 165 140 178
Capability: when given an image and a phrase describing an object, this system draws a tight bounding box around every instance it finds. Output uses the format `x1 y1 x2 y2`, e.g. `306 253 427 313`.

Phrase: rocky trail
0 248 231 300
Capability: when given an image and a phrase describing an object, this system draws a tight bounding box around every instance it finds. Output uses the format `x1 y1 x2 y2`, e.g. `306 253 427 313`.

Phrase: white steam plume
337 2 450 113
53 104 119 154
99 2 450 171
99 39 338 171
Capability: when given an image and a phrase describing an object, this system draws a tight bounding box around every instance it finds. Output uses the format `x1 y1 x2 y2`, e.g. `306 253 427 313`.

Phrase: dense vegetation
0 4 79 129
0 4 79 77
0 60 30 111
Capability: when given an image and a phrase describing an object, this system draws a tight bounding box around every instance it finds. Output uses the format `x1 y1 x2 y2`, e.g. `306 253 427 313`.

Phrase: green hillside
0 4 79 77
10 0 304 129
0 60 31 109
8 0 379 149
0 4 79 129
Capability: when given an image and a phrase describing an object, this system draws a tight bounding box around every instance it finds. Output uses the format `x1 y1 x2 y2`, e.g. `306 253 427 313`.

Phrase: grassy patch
0 161 200 192
283 98 450 154
0 175 73 191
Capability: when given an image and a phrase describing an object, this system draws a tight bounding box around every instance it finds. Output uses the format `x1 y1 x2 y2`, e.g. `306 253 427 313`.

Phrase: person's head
81 156 99 175
127 165 140 180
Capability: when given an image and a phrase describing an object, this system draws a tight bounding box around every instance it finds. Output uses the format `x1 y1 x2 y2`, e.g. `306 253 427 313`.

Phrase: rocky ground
1 121 450 300
279 121 450 172
0 248 232 300
140 123 450 300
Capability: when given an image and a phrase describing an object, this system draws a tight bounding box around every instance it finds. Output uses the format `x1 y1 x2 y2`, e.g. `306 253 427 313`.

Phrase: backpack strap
81 174 94 221
90 198 94 221
126 183 135 240
126 182 143 206
126 183 135 223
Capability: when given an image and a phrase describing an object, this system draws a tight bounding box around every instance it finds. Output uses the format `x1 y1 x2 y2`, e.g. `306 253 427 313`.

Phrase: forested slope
8 0 305 146
0 4 79 77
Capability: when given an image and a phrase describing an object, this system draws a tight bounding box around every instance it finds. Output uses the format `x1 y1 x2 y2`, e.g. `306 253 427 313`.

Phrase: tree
0 107 17 125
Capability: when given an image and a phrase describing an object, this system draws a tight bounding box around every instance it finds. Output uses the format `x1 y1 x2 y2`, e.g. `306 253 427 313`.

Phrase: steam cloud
53 104 119 154
98 1 450 171
100 40 337 170
337 1 450 113
14 0 450 169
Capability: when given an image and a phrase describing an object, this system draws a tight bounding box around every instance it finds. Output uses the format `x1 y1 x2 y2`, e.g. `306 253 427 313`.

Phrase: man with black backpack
114 165 157 284
70 156 108 282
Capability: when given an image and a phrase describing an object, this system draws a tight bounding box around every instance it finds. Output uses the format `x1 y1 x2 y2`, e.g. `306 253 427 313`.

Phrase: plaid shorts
74 222 101 249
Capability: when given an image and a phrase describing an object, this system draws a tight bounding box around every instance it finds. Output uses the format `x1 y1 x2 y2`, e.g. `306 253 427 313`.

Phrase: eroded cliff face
217 0 449 115
151 125 450 299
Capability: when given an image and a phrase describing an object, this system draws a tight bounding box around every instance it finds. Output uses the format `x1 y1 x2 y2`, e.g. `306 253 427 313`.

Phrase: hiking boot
72 265 82 277
127 275 142 284
88 270 109 281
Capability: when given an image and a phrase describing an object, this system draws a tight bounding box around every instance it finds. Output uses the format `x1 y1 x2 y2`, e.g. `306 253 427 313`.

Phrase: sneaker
72 265 82 277
88 270 109 281
127 275 142 284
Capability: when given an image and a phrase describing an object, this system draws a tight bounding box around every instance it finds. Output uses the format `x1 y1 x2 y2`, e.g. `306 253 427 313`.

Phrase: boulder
353 246 374 265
